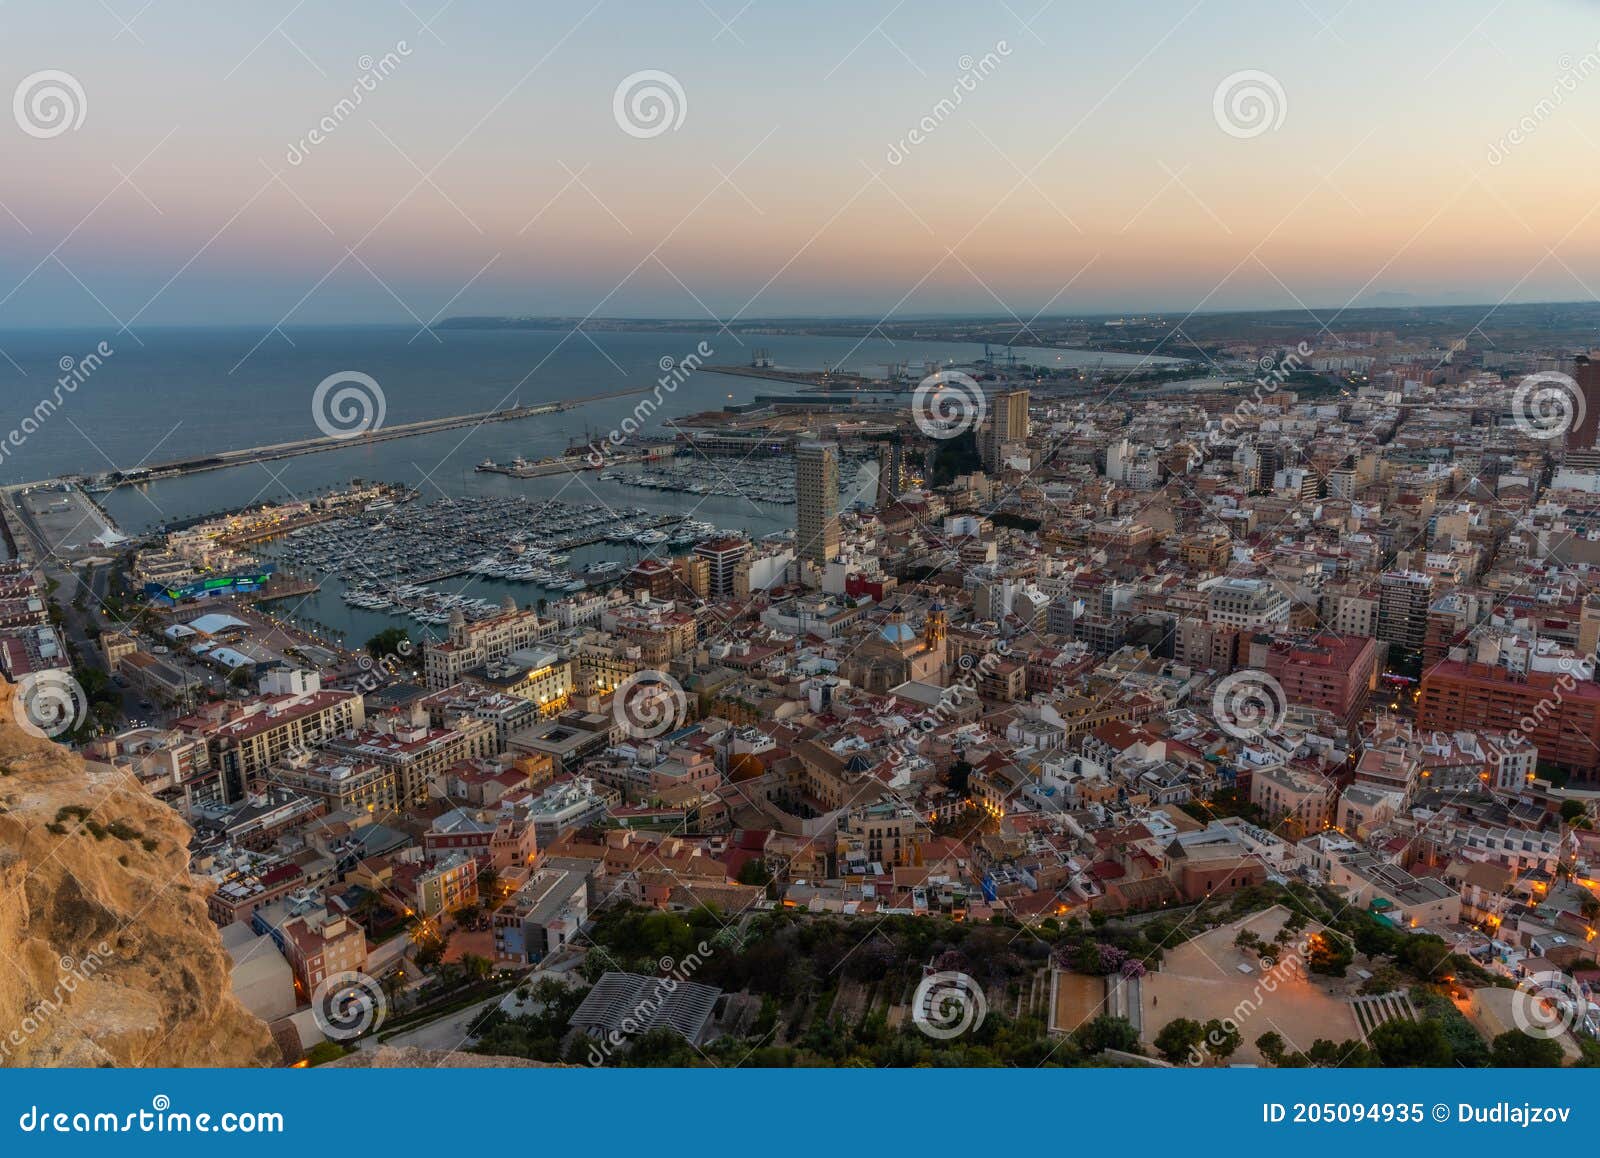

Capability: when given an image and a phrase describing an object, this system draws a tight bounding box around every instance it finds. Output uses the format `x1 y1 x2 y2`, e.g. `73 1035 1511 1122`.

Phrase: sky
4 0 1600 327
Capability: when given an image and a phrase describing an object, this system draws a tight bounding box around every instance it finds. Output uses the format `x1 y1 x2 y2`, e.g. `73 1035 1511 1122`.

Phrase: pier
701 364 877 389
475 446 675 478
75 386 653 492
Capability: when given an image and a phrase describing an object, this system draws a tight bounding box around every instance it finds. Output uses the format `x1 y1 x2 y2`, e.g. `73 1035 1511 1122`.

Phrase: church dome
880 622 917 645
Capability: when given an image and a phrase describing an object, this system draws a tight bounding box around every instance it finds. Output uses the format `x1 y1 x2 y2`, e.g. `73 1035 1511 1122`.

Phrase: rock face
327 1046 558 1068
0 681 277 1067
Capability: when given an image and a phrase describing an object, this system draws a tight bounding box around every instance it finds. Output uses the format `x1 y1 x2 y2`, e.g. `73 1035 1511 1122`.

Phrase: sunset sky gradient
4 0 1600 326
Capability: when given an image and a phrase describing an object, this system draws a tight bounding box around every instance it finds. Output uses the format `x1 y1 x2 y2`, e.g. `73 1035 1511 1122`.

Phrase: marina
602 450 883 507
474 443 674 478
257 491 737 638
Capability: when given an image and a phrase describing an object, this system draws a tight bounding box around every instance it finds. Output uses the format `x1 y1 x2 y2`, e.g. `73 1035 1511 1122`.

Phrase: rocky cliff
0 680 277 1067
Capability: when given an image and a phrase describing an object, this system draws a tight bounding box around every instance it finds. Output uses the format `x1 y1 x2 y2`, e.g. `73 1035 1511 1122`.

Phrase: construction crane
983 342 1018 369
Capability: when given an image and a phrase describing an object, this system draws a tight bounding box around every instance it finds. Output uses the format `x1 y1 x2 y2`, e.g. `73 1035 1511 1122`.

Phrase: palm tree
380 968 408 1012
477 866 500 904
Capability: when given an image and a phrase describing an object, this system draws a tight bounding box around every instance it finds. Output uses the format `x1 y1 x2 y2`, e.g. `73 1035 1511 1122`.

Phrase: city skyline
6 1 1600 327
2 0 1599 1090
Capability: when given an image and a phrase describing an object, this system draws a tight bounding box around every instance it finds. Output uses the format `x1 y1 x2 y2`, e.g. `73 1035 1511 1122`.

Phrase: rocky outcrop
0 680 277 1067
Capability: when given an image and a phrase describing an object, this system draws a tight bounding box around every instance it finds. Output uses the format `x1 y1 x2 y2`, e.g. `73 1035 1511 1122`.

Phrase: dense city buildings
424 604 554 689
692 536 751 600
1255 633 1378 737
7 326 1600 1075
1420 661 1600 783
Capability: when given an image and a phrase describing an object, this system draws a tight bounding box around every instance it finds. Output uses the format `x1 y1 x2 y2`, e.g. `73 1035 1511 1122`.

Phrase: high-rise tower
796 441 840 566
875 442 903 508
1572 356 1600 449
983 388 1029 470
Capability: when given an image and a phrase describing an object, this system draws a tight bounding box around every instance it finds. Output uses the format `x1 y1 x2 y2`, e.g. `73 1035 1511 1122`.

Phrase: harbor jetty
76 386 653 492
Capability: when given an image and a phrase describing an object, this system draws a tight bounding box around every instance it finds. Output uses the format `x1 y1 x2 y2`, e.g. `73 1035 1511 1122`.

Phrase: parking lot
16 483 127 560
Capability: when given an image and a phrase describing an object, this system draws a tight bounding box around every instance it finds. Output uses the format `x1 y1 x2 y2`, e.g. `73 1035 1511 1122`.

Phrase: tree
1490 1030 1565 1068
736 858 774 887
1154 1017 1205 1064
1202 1018 1242 1062
365 626 411 660
1349 912 1401 958
1306 931 1354 977
1358 964 1405 995
945 760 973 795
380 969 409 1011
1394 935 1453 978
414 941 445 970
227 665 253 689
1368 1018 1453 1067
1291 1038 1377 1068
1255 1031 1287 1065
477 866 501 904
1072 1015 1140 1056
